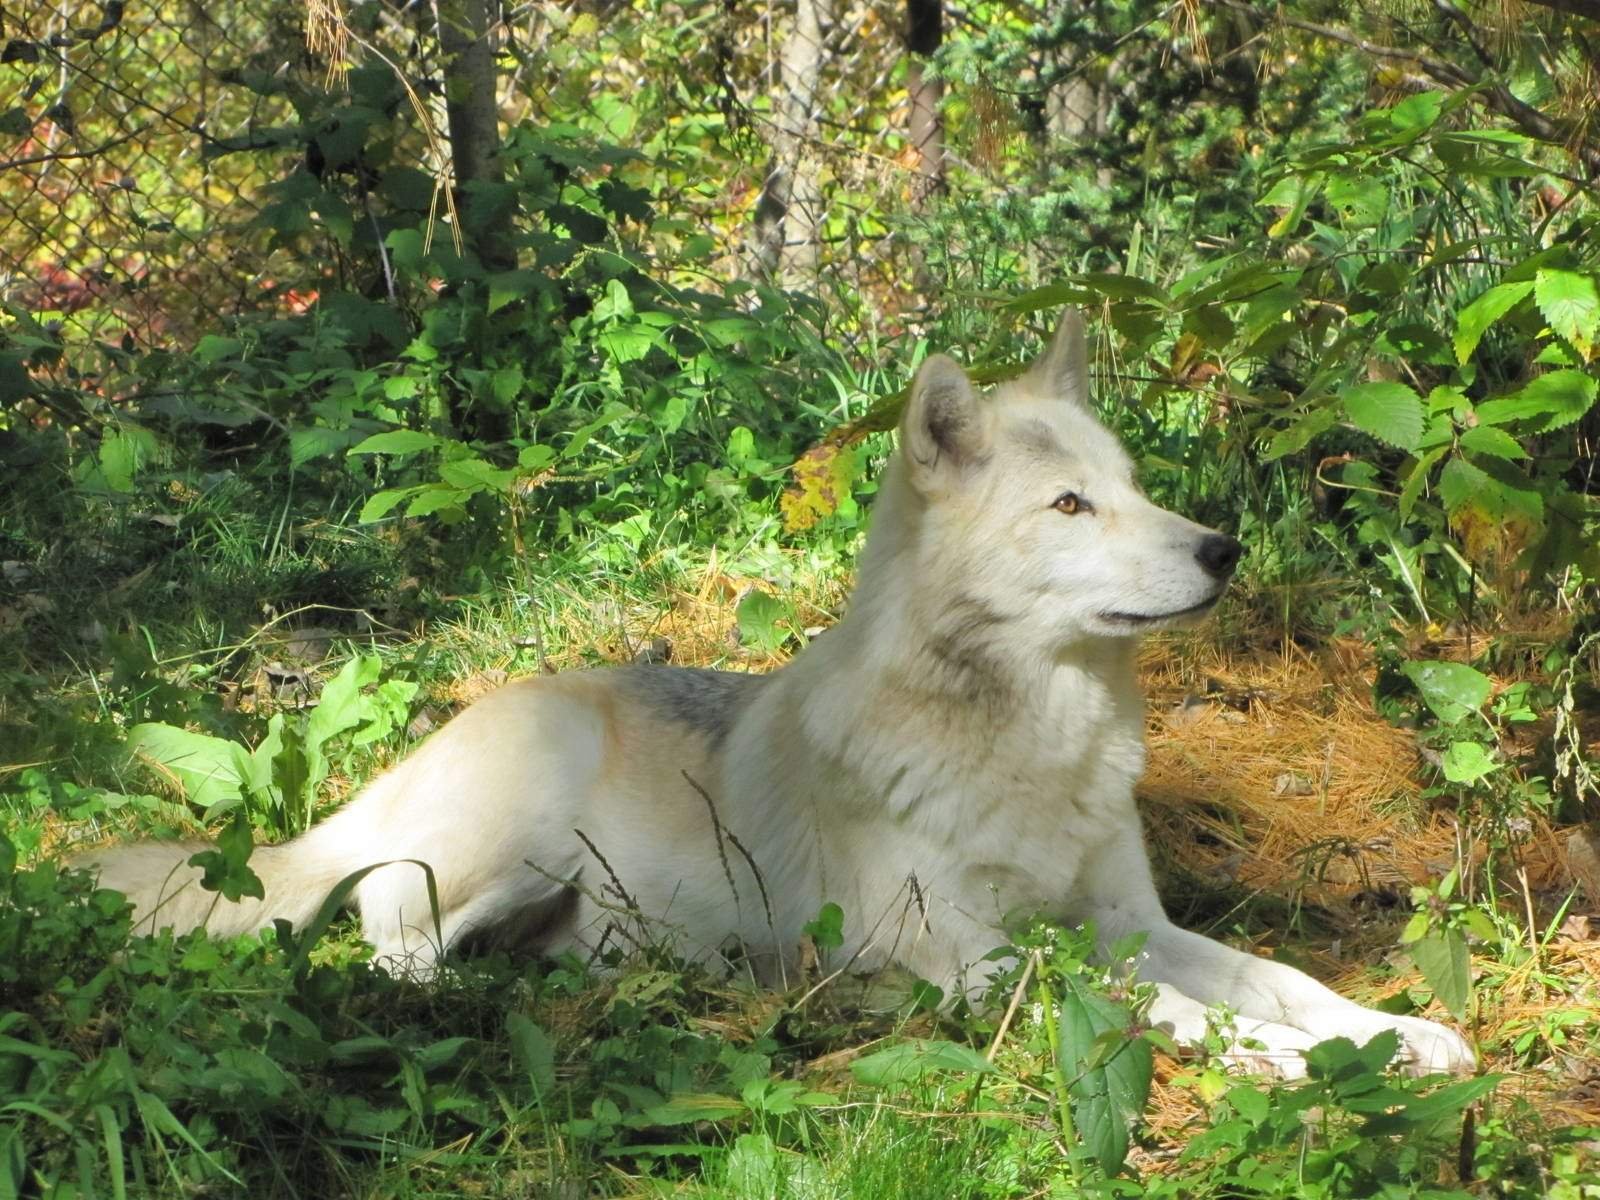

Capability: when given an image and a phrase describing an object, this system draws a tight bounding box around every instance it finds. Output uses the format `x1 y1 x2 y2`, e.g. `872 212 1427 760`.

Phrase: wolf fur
77 311 1474 1078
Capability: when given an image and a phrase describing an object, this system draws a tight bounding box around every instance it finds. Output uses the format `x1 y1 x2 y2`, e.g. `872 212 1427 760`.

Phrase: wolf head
870 309 1242 649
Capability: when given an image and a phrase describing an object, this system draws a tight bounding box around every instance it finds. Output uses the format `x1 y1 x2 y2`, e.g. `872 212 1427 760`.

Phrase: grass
3 506 1599 1197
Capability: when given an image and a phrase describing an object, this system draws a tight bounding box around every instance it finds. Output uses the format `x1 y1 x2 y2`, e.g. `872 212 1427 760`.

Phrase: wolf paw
1214 1019 1319 1080
1382 1014 1476 1076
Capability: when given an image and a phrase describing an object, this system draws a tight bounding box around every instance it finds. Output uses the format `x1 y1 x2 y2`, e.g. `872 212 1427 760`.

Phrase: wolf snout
1195 534 1244 580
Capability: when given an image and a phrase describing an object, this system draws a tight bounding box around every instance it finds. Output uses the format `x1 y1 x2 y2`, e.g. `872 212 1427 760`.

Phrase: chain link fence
1 0 957 355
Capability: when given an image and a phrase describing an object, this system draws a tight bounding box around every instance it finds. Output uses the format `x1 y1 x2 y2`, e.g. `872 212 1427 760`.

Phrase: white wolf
80 311 1473 1077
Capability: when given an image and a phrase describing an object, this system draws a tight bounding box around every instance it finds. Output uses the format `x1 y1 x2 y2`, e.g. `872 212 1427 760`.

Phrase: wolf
79 310 1473 1078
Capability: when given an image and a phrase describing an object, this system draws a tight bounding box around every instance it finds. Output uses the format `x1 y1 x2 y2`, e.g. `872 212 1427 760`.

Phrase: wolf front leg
1080 828 1476 1077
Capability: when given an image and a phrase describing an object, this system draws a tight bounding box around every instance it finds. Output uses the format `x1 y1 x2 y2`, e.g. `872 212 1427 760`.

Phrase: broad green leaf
359 486 421 523
1454 280 1534 364
349 430 438 456
438 457 518 491
1342 382 1424 450
1441 740 1497 783
322 1094 411 1136
290 425 361 466
1305 1031 1400 1080
1056 973 1153 1175
405 486 470 517
850 1039 994 1087
506 1013 555 1095
1534 269 1599 357
736 590 790 655
187 810 264 901
1476 369 1597 432
128 724 250 810
1398 445 1447 518
1408 928 1471 1020
1325 174 1388 228
1457 425 1526 460
1002 283 1095 314
305 655 382 786
803 901 845 951
1388 90 1446 134
1262 406 1336 462
725 1133 780 1194
1362 1075 1501 1134
193 335 242 364
640 1094 745 1126
1075 272 1168 305
1437 456 1491 516
597 324 656 363
1400 660 1492 725
1256 173 1319 238
486 269 548 315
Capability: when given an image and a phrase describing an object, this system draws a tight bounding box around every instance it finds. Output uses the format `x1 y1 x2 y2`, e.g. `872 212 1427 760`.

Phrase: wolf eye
1052 491 1090 515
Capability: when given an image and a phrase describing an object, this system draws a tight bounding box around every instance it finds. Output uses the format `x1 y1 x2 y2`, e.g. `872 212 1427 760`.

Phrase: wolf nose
1196 534 1244 579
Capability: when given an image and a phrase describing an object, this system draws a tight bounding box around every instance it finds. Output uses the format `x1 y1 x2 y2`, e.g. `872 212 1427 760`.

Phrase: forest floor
7 556 1600 1196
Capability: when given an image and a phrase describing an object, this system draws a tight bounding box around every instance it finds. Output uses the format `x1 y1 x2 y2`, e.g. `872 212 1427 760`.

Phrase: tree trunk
435 0 514 273
751 0 827 283
904 0 944 203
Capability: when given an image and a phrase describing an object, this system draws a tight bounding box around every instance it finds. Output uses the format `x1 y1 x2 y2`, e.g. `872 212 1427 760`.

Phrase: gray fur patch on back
628 666 768 745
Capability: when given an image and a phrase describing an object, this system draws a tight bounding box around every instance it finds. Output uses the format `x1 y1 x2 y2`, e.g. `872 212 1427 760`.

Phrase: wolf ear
1026 308 1090 406
901 354 987 490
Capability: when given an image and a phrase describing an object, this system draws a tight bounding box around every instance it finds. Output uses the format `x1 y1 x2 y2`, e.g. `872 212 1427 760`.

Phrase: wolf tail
72 788 382 941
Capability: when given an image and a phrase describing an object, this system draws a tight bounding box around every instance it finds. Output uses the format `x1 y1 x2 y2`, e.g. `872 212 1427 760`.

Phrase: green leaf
1388 91 1446 135
290 425 362 467
1441 740 1498 784
596 324 656 364
1454 280 1534 364
187 811 264 902
1534 269 1599 357
1476 370 1597 432
1342 382 1424 450
193 335 242 364
803 901 844 951
1398 445 1448 518
1056 973 1153 1175
1362 1075 1500 1134
1304 1031 1399 1081
1457 425 1526 460
736 590 791 655
1263 406 1337 462
487 269 549 315
1437 456 1490 516
1325 174 1388 228
349 430 438 456
438 457 518 491
1075 272 1168 305
849 1039 995 1087
358 486 421 523
1409 928 1472 1020
406 486 471 517
506 1013 555 1096
1400 660 1492 725
129 724 250 810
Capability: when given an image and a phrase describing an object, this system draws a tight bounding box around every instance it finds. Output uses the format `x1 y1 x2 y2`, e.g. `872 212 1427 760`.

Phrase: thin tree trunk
905 0 944 203
752 0 827 283
435 0 514 273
